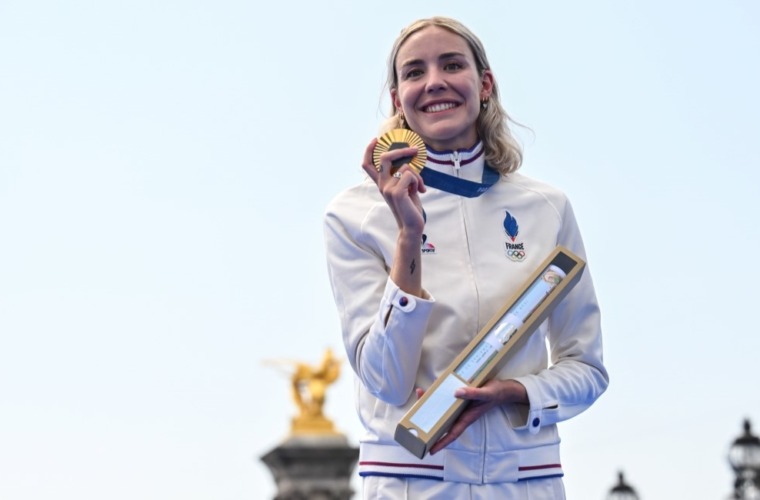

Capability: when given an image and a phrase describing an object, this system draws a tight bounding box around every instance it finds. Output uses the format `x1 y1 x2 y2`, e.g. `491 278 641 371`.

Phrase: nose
424 68 447 93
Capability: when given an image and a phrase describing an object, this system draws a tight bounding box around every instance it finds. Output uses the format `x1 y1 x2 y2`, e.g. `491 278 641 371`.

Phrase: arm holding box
506 198 608 433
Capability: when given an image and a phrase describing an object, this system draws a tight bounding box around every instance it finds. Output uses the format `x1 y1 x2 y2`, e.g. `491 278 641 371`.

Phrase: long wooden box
394 246 585 458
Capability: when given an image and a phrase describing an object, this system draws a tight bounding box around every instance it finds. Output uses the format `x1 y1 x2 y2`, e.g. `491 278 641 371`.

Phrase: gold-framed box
394 245 586 459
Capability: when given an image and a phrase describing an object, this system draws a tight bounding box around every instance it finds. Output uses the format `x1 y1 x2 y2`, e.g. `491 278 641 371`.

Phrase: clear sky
1 1 759 498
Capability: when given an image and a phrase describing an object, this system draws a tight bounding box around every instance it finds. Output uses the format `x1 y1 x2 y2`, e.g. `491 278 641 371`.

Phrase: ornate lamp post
728 419 760 499
607 471 639 500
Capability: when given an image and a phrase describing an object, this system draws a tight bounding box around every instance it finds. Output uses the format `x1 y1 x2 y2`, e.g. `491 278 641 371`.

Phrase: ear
391 88 402 112
480 70 494 101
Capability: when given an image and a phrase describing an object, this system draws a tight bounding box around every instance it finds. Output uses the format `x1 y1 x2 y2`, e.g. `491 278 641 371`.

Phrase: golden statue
266 348 342 436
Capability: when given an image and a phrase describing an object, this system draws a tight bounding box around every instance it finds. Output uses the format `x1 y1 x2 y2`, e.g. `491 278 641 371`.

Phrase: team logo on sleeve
421 208 436 254
503 210 526 262
421 234 436 254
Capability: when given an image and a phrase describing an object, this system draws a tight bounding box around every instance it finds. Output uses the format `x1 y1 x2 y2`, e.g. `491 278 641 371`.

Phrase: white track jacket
323 143 608 484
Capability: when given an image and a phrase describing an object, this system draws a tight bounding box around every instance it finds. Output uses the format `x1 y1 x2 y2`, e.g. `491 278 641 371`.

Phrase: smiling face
391 26 493 151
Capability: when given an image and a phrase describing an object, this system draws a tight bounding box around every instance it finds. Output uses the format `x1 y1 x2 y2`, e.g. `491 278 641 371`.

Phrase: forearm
356 281 432 405
508 358 608 431
325 212 433 405
389 229 423 297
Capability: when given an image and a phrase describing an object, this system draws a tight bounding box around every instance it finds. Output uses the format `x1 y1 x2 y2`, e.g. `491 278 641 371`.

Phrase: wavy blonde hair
381 17 523 175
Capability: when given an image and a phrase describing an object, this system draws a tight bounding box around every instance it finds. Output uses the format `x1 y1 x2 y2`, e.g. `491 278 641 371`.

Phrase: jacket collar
425 142 485 183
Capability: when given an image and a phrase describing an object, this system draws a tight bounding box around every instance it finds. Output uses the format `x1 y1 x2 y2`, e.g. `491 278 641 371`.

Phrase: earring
481 99 489 110
398 111 407 129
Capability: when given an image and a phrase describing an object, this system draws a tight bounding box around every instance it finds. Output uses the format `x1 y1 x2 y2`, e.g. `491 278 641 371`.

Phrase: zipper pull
451 151 461 175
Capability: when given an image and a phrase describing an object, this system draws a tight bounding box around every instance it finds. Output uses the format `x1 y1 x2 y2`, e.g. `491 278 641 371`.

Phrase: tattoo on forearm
410 258 416 275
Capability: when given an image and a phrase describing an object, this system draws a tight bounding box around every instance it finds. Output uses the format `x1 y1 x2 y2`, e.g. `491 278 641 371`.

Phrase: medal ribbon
420 164 500 198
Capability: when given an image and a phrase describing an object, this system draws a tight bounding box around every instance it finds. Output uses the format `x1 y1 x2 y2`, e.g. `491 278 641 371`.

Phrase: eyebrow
398 51 468 69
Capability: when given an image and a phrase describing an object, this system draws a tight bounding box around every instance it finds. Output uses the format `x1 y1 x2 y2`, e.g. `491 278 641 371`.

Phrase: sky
1 0 759 498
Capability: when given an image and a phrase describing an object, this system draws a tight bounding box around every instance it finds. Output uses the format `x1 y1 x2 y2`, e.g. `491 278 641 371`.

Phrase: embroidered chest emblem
503 210 526 262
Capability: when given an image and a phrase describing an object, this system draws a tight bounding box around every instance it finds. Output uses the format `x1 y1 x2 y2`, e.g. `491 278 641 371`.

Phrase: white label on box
409 373 467 434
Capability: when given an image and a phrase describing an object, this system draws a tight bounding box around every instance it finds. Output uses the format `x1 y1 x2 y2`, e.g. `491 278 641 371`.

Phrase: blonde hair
381 16 523 175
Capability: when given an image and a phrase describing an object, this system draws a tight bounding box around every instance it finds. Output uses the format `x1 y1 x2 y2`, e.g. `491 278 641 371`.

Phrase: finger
454 386 489 402
378 146 420 177
384 169 423 209
415 387 425 399
430 428 458 455
429 433 451 456
383 162 417 192
392 163 426 193
430 418 467 454
429 406 487 455
454 380 506 403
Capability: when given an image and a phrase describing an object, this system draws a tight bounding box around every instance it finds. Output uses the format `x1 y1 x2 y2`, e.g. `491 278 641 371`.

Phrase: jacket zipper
451 151 461 177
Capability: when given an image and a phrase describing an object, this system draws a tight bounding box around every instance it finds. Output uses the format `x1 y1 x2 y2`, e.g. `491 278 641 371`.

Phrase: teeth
426 102 457 113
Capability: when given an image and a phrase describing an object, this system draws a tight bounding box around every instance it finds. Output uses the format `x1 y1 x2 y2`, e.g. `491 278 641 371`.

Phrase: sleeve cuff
505 374 557 435
381 278 434 316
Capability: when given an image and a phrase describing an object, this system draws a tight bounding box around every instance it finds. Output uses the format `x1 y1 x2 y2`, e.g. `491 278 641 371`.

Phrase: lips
423 102 459 113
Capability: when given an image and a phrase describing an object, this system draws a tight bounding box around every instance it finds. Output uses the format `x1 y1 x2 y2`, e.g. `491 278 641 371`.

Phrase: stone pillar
260 434 359 500
260 349 359 499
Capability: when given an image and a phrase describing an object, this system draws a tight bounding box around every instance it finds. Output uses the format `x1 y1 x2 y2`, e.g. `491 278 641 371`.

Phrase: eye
444 61 463 71
404 68 423 79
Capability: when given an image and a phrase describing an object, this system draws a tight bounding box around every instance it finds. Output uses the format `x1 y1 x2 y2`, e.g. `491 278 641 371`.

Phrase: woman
323 16 608 499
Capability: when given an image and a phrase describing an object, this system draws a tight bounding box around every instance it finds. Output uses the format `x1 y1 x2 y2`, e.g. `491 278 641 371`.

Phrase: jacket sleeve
323 194 435 406
507 197 609 433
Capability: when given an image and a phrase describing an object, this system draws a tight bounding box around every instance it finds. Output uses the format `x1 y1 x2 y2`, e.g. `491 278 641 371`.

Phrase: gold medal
372 129 427 174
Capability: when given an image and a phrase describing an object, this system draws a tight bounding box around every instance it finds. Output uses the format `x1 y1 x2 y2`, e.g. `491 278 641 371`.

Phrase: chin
421 131 475 151
415 119 476 147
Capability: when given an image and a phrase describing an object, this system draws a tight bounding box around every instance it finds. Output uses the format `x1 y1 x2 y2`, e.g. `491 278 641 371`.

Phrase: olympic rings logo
507 249 526 261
